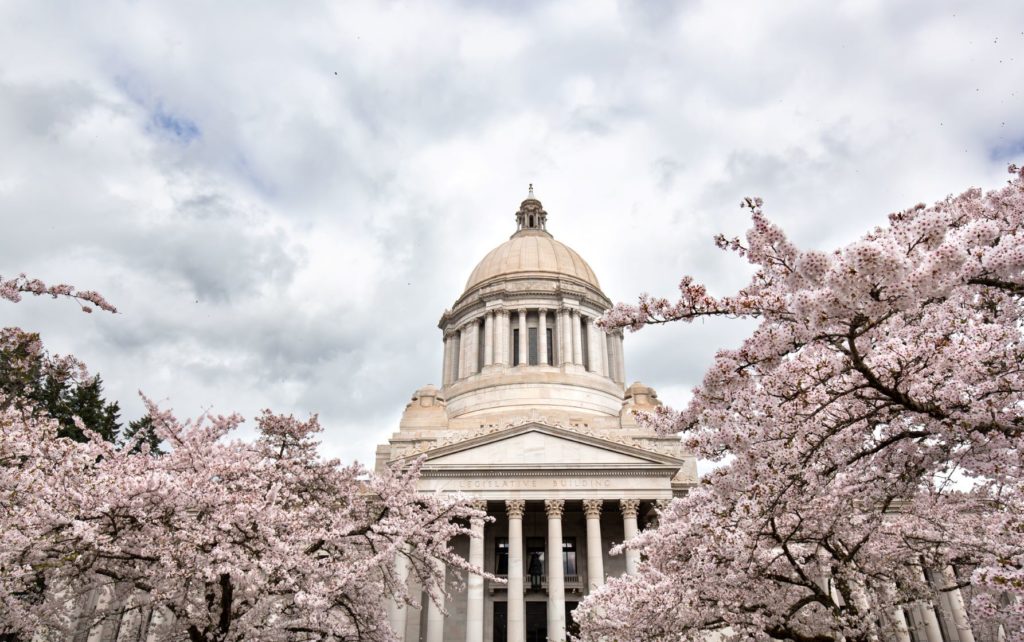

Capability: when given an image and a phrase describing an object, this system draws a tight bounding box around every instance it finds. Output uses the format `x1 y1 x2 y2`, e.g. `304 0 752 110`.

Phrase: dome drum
443 368 626 418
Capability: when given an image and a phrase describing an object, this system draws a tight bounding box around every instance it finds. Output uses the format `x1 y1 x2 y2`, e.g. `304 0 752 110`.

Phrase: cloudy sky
2 0 1022 465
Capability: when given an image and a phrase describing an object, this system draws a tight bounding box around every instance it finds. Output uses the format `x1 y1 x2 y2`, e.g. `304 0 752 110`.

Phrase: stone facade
376 188 697 642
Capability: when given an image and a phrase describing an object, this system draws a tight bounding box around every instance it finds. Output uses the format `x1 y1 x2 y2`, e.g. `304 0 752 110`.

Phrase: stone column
468 319 479 376
620 499 640 575
582 499 605 592
889 607 912 642
916 604 944 642
587 320 605 375
560 308 572 365
450 332 461 384
386 550 410 640
941 566 975 642
915 566 944 642
426 556 446 642
615 332 626 383
600 328 610 377
466 500 487 642
537 308 548 366
441 334 452 386
571 310 583 365
492 311 503 367
506 500 526 642
483 313 494 368
602 333 610 384
545 499 567 641
503 311 512 366
458 324 469 380
517 308 528 366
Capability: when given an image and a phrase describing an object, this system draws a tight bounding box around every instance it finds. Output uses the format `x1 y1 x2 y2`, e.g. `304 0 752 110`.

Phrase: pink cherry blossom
583 166 1024 641
1 273 117 314
1 278 482 641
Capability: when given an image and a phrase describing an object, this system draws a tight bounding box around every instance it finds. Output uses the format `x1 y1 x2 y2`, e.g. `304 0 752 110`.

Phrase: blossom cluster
1 273 117 314
579 166 1024 641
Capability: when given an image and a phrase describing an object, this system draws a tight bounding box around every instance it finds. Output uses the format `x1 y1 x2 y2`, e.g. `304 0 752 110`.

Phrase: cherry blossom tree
1 275 480 641
577 167 1024 641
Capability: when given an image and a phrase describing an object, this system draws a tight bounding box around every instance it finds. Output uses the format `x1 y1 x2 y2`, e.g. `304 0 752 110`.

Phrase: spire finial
514 184 548 235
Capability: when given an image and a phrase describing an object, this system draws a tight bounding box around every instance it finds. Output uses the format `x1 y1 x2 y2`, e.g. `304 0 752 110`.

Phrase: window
546 328 553 365
562 537 577 575
513 329 520 366
477 321 485 372
528 327 538 365
580 318 590 370
495 537 509 575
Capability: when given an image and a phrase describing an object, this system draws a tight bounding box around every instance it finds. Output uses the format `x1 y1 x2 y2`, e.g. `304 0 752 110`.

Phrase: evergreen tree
64 376 120 442
120 414 164 455
0 329 123 443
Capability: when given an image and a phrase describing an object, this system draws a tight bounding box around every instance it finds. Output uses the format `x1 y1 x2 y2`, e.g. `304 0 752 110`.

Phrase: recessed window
562 537 577 575
580 318 590 370
495 537 509 575
528 327 538 365
513 329 520 366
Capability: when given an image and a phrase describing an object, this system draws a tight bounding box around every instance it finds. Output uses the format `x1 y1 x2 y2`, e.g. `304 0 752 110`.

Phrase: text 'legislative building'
375 187 697 642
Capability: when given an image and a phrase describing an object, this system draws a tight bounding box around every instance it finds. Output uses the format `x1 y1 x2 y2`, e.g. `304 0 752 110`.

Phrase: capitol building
375 188 697 642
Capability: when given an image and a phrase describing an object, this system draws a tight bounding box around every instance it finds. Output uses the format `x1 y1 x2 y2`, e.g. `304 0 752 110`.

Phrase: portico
389 423 690 642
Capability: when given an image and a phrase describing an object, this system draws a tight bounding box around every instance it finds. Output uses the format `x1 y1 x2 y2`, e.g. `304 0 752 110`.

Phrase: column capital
619 498 640 518
517 307 528 315
569 307 579 317
469 499 488 512
582 499 603 519
505 499 526 519
544 499 565 519
537 306 548 313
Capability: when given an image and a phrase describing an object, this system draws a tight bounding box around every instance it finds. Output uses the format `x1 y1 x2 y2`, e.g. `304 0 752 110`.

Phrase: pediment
414 422 684 471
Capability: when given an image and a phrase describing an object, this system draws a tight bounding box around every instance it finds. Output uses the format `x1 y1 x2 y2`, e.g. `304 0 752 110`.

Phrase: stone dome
464 230 601 292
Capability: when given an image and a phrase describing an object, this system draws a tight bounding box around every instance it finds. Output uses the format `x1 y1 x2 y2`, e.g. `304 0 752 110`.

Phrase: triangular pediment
415 422 684 470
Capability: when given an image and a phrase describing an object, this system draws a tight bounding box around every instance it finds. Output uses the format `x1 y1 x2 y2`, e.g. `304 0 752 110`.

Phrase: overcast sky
2 0 1022 465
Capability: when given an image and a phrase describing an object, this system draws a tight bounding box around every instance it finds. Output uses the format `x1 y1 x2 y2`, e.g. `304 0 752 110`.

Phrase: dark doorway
526 602 547 642
493 602 507 642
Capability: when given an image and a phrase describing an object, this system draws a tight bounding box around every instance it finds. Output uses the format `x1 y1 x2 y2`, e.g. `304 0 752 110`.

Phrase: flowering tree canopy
1 276 478 642
578 167 1024 641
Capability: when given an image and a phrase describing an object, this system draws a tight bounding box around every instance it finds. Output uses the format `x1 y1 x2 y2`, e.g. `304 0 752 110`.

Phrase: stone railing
487 574 583 593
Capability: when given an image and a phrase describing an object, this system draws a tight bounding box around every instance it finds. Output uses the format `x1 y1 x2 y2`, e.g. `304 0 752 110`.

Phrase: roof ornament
515 184 548 235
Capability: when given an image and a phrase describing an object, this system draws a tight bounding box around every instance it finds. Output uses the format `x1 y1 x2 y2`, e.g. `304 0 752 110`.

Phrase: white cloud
2 0 1022 465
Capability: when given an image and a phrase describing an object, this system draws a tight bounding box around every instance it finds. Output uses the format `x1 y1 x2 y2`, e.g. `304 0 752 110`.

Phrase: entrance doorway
492 601 576 641
493 602 507 642
526 602 546 642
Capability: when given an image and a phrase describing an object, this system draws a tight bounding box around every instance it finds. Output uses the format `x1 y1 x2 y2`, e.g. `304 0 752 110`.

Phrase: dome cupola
515 184 548 233
436 186 627 421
